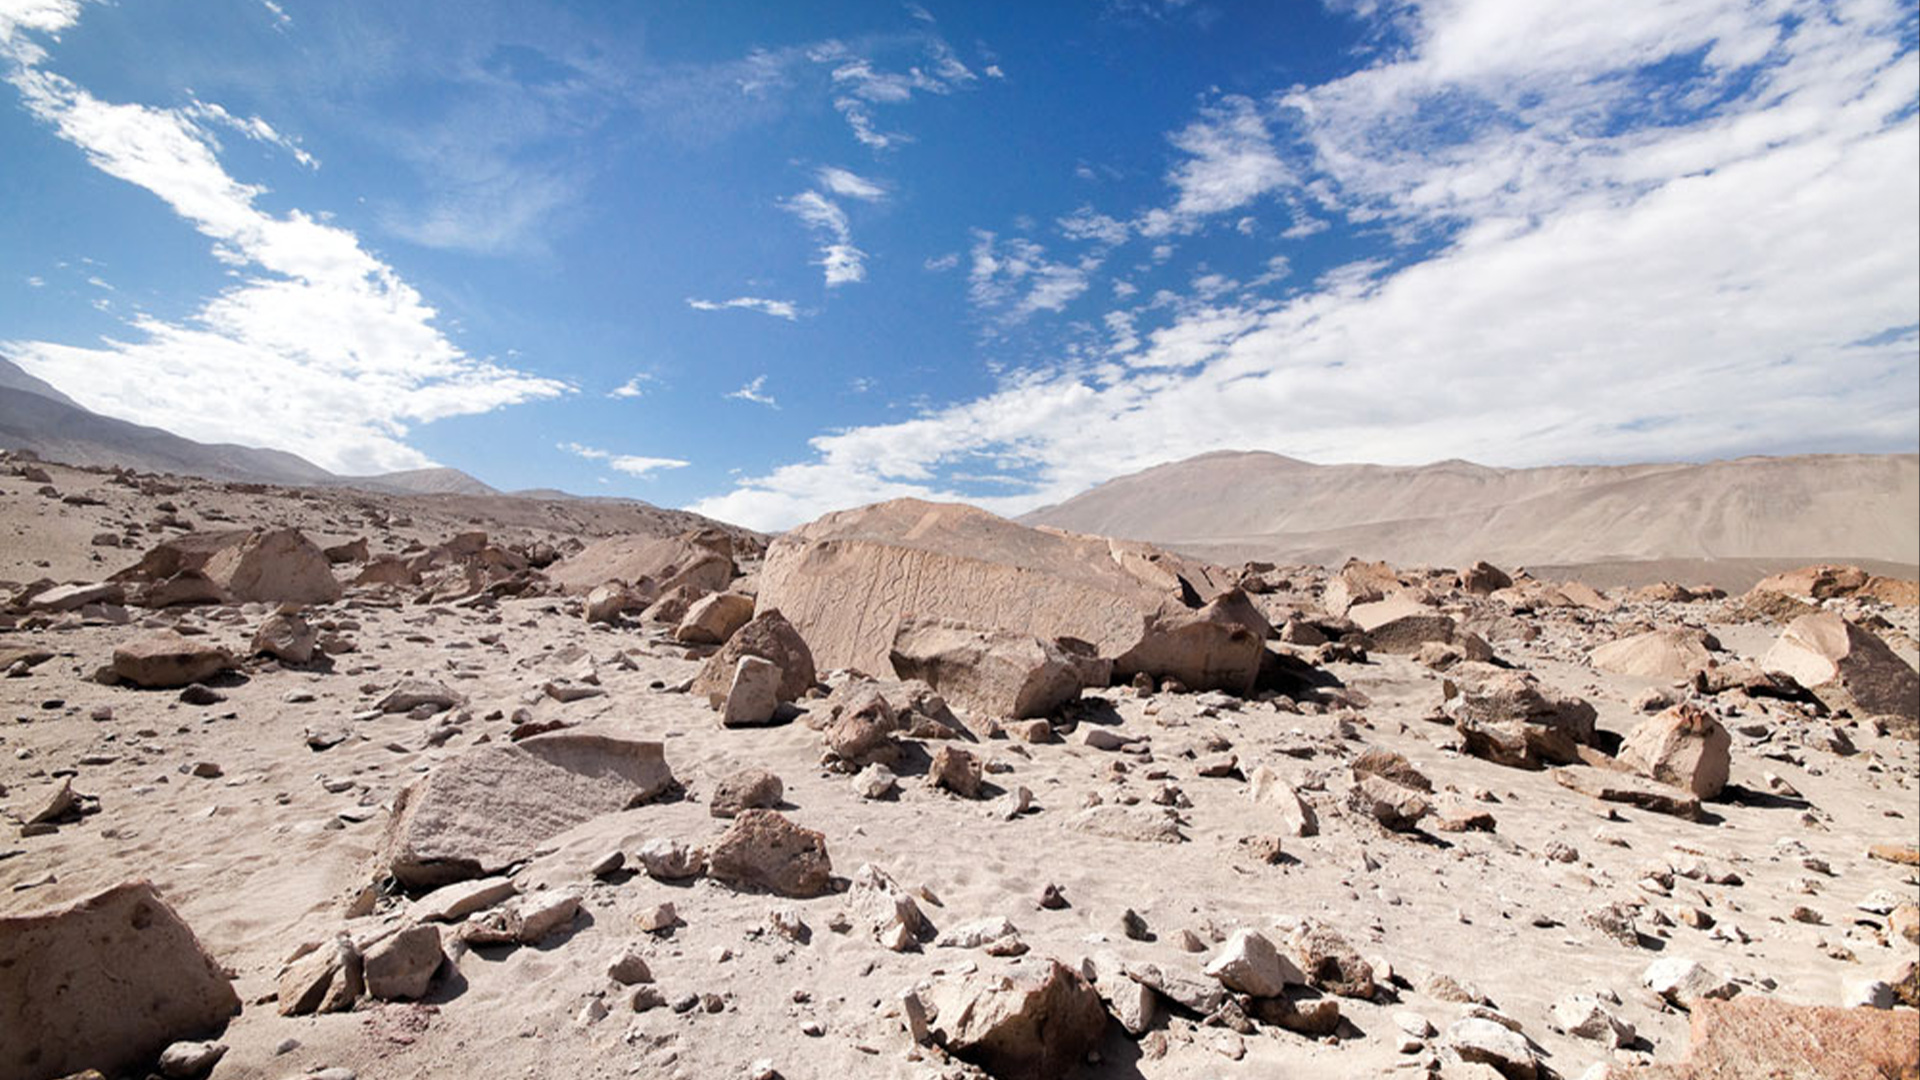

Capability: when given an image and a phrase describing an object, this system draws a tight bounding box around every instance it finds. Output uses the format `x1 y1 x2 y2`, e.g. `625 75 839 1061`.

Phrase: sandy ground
2 458 1917 1080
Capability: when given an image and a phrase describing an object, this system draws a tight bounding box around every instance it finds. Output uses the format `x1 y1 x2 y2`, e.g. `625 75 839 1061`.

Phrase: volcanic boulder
921 959 1109 1080
1445 663 1597 768
1617 702 1732 799
1762 612 1919 720
693 610 817 707
889 617 1086 719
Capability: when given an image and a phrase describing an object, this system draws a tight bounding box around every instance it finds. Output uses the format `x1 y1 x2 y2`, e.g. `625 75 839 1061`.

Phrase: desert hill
1022 451 1920 586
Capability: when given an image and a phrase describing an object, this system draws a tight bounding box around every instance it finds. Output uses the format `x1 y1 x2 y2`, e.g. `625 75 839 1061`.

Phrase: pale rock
1617 702 1732 799
1763 612 1920 720
922 959 1109 1080
1642 957 1739 1008
636 838 705 880
1204 928 1302 998
889 617 1086 719
674 591 755 645
361 924 443 1001
692 609 817 706
707 810 833 898
711 766 784 817
721 655 783 727
111 632 234 689
1443 1017 1538 1079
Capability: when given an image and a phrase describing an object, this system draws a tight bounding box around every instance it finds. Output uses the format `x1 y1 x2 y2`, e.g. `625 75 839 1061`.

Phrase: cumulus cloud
558 441 689 478
687 296 800 320
1136 94 1292 236
689 0 1920 531
608 372 656 399
0 14 567 474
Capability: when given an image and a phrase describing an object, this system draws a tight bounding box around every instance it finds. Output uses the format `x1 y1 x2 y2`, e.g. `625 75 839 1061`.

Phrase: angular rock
118 527 340 604
925 745 984 798
1204 929 1302 997
923 959 1109 1080
584 582 639 625
721 655 782 727
377 678 464 715
361 924 443 1001
1763 612 1920 720
0 881 240 1080
22 580 124 612
1636 996 1917 1079
635 838 705 881
1553 765 1702 820
1750 564 1871 601
322 537 369 563
1444 1017 1538 1079
412 877 517 922
1113 589 1271 696
711 767 784 818
251 611 317 664
156 1039 228 1079
1350 594 1457 655
1590 628 1720 681
1642 957 1738 1008
889 617 1086 719
707 810 832 898
823 692 902 770
1446 663 1597 768
380 733 676 889
1246 765 1318 837
846 863 927 951
674 591 755 645
693 609 816 707
1459 561 1513 596
1347 774 1431 832
1552 994 1635 1047
1084 954 1158 1035
111 632 235 689
1351 748 1433 792
1288 920 1375 999
1617 702 1732 799
513 890 582 943
546 529 736 596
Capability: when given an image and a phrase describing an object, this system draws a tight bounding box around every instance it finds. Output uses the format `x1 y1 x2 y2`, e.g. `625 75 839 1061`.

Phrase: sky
1 0 1916 532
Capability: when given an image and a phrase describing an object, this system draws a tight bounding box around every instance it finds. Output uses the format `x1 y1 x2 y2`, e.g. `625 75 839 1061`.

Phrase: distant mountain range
0 356 511 497
1021 449 1920 580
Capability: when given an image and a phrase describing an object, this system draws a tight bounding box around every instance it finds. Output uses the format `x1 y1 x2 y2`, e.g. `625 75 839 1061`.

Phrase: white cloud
558 441 689 478
780 189 869 287
184 100 316 168
688 0 1920 532
0 23 567 474
687 296 800 320
924 251 959 272
816 165 886 201
260 0 290 29
608 372 656 399
808 33 981 149
968 231 1096 321
1137 94 1292 235
726 375 778 408
1058 205 1130 247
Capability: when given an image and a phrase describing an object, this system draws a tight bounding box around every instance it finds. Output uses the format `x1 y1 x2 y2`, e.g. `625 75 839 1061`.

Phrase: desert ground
2 451 1916 1080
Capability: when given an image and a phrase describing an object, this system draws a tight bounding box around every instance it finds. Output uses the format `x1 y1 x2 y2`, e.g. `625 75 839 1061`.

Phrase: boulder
380 732 676 889
361 924 443 1001
846 863 928 951
639 583 702 625
674 591 755 645
1346 774 1431 832
322 537 369 563
1288 920 1375 999
706 810 832 897
1349 595 1457 655
1763 612 1920 720
925 745 984 797
122 527 341 604
1590 628 1720 681
753 498 1237 678
1642 957 1738 1008
1553 766 1702 819
1636 996 1918 1080
21 580 124 612
1443 1017 1538 1079
0 881 239 1080
584 582 640 625
1458 561 1513 596
111 632 235 689
377 678 464 714
720 655 782 727
1113 589 1270 695
1204 929 1301 997
251 611 317 664
1750 564 1871 601
352 556 420 588
1617 702 1732 799
1246 765 1318 837
821 691 903 769
1445 663 1597 768
545 529 736 596
1323 559 1400 615
710 767 783 818
692 609 816 707
889 617 1085 719
922 959 1109 1080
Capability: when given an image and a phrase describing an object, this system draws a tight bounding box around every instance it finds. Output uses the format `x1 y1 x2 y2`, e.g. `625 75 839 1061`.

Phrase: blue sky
2 0 1916 530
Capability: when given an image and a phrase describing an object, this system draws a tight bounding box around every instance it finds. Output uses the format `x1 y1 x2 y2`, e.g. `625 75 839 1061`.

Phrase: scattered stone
1288 920 1375 999
1445 663 1597 768
156 1039 228 1079
278 937 362 1017
1590 628 1720 681
925 744 984 797
636 838 705 880
252 610 317 664
412 877 517 922
1552 995 1635 1047
1346 774 1431 832
1246 765 1318 837
608 949 653 984
707 810 833 898
1443 1017 1538 1080
635 901 679 933
377 678 464 715
1643 957 1739 1008
1553 766 1703 820
850 763 898 800
693 609 817 706
711 767 784 817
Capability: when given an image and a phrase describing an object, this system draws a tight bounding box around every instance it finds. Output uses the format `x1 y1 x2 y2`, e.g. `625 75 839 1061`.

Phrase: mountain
0 356 494 495
1020 450 1920 580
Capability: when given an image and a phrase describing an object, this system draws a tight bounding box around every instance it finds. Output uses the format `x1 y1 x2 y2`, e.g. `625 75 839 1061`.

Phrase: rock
120 527 341 604
1350 595 1457 655
0 882 240 1079
1763 612 1920 719
753 498 1240 678
1288 920 1375 998
674 591 756 645
1445 663 1597 768
1890 902 1920 945
413 877 517 922
1617 702 1732 799
1459 561 1513 596
1443 1017 1538 1079
923 959 1109 1080
1590 628 1720 681
110 632 235 689
1352 748 1433 792
380 733 676 889
157 1039 228 1078
636 838 705 880
584 582 639 624
851 763 898 799
711 767 784 818
608 949 653 984
1068 804 1186 843
925 745 984 798
707 810 832 897
721 655 783 727
278 937 362 1016
846 863 927 951
1642 957 1738 1008
1553 765 1703 819
1843 978 1895 1010
1869 843 1920 866
1346 774 1431 831
1084 954 1157 1035
692 610 816 706
1639 996 1918 1079
1127 960 1229 1014
377 678 464 714
322 537 369 563
936 916 1024 952
1112 589 1271 696
1323 559 1398 615
514 890 582 943
1246 765 1318 837
22 580 125 612
361 924 443 1000
634 901 678 933
1203 928 1302 997
546 529 736 596
822 690 901 769
889 617 1086 719
1552 995 1635 1047
251 610 317 664
1750 564 1871 601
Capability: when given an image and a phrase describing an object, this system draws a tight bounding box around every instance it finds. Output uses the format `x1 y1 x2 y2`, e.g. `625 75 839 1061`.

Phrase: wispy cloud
815 165 886 201
807 33 982 150
1058 205 1130 248
687 296 800 320
0 12 567 474
1136 94 1291 236
184 100 316 168
725 375 778 408
608 372 656 399
968 231 1096 321
558 440 689 478
781 189 867 287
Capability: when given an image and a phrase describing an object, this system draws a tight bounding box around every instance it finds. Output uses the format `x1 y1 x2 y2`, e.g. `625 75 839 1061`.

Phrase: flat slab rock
1552 764 1703 820
381 732 676 890
0 880 240 1080
1629 996 1919 1079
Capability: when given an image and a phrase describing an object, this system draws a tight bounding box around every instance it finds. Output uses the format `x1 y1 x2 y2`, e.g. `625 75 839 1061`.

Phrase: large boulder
889 617 1085 719
111 632 235 689
1112 589 1270 694
1618 702 1732 799
674 591 756 645
115 528 340 605
0 881 239 1080
1445 663 1597 768
753 499 1237 678
692 610 817 707
706 810 832 898
1635 996 1917 1079
1590 628 1721 681
1348 594 1457 655
921 959 1109 1080
1322 558 1401 616
380 732 677 890
1762 612 1920 720
1750 564 1871 601
545 529 736 596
